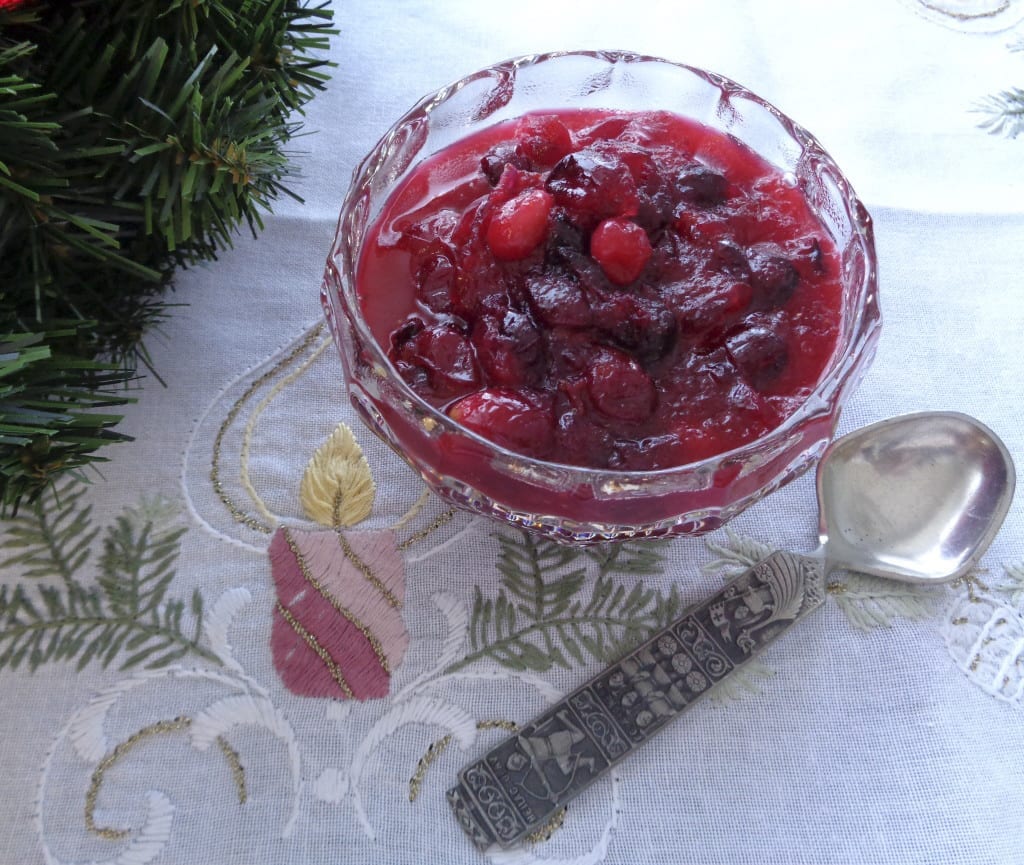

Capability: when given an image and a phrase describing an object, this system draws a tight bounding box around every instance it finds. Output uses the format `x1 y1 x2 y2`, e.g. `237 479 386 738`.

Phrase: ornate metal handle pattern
447 550 826 850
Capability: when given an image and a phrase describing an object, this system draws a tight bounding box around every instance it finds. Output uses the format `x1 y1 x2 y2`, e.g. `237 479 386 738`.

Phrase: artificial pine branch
0 0 336 514
0 325 134 514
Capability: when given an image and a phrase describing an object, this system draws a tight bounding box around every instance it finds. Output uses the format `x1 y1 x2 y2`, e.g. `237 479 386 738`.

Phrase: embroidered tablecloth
4 2 1024 864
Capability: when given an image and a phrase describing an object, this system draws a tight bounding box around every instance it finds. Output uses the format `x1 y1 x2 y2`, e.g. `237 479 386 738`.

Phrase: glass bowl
321 50 881 543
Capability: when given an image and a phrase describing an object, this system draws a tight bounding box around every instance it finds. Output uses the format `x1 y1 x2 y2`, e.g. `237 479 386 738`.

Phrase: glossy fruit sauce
357 110 842 471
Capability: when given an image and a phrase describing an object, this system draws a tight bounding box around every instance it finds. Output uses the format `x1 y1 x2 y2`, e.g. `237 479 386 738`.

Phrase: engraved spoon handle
447 550 827 850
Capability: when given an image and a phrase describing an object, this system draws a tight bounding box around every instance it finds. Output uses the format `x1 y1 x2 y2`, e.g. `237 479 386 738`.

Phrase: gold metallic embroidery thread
337 532 401 609
398 508 455 551
210 324 324 534
408 720 518 802
275 600 355 698
84 716 249 839
281 526 392 674
216 735 248 804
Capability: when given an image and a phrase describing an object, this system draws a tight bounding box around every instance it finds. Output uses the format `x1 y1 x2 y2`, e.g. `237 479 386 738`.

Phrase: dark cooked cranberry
791 235 826 274
587 349 657 422
725 322 788 391
398 322 480 397
676 165 728 207
619 148 674 229
555 409 614 466
389 315 425 355
393 211 461 265
524 270 591 328
480 144 532 186
544 208 586 264
486 188 554 261
548 330 598 373
590 218 652 286
448 388 555 458
559 248 613 298
544 147 638 224
471 309 545 387
609 433 685 470
516 115 574 166
710 239 751 279
592 293 676 363
676 289 736 343
414 242 456 313
747 243 799 309
646 227 698 284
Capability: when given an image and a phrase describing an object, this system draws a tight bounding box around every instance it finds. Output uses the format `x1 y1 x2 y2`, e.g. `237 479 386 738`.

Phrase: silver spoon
448 411 1016 850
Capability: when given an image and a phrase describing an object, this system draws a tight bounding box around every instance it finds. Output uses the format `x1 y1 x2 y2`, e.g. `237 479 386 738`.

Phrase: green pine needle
0 0 336 502
0 325 134 516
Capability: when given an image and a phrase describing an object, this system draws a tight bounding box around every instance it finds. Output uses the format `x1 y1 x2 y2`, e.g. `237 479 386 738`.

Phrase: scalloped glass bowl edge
321 50 881 544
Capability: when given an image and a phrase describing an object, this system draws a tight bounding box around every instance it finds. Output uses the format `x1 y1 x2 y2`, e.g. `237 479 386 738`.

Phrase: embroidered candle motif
269 526 409 700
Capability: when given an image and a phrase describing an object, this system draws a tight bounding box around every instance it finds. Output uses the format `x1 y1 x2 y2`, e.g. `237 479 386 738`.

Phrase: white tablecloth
4 2 1024 864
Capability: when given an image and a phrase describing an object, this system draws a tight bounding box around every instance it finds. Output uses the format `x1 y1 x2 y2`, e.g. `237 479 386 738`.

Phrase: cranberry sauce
357 109 842 471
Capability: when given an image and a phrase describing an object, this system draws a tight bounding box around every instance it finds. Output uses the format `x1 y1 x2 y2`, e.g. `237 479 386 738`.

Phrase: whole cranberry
524 270 592 328
486 188 554 262
725 319 789 391
589 218 652 286
396 322 480 398
414 241 456 313
471 309 545 387
448 388 555 458
544 146 639 226
515 114 574 166
747 243 799 309
586 349 658 422
676 165 729 207
591 292 676 363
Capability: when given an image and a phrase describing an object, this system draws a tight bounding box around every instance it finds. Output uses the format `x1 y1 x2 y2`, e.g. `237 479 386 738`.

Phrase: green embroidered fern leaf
450 529 680 673
703 529 775 578
0 482 97 581
0 485 218 671
830 572 943 631
584 540 669 576
494 531 587 621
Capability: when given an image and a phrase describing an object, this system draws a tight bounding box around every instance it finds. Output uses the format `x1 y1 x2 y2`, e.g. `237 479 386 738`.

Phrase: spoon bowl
817 412 1016 583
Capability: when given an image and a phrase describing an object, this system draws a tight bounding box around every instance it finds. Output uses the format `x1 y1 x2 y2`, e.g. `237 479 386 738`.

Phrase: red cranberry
544 147 638 226
587 349 657 422
486 188 554 262
524 270 592 328
448 388 555 458
725 320 789 391
676 164 728 207
747 243 799 309
396 322 480 397
515 115 574 166
590 218 652 286
471 309 545 387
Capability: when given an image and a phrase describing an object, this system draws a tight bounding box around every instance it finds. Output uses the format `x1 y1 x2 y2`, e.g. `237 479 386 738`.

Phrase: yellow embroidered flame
300 423 376 528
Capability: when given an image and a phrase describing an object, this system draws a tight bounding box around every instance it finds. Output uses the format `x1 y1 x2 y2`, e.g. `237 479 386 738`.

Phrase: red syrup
357 109 842 475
